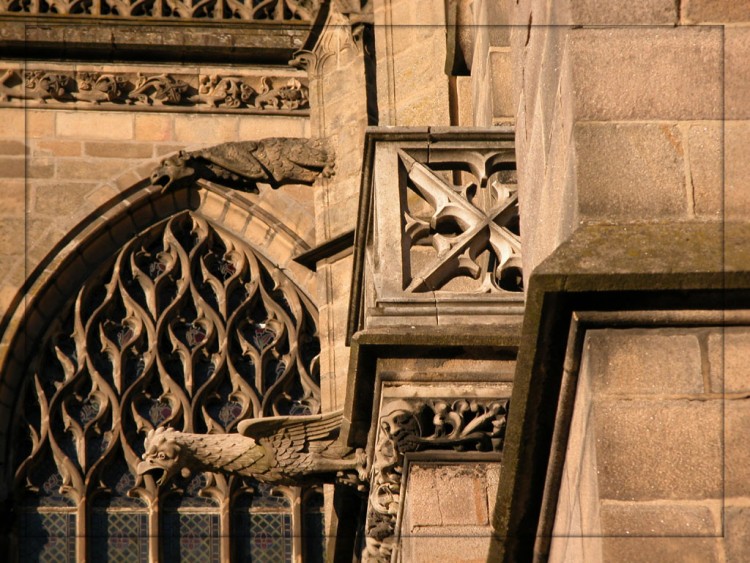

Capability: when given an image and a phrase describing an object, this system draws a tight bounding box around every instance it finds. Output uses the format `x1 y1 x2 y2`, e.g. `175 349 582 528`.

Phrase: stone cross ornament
150 137 334 192
137 410 366 488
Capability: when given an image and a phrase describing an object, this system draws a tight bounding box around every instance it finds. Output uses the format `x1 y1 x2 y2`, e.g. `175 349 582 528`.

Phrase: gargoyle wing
236 410 344 473
252 138 331 184
276 138 330 169
193 141 268 181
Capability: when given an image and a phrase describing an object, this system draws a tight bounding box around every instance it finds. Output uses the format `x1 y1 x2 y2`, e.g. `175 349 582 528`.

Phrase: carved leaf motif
0 0 318 19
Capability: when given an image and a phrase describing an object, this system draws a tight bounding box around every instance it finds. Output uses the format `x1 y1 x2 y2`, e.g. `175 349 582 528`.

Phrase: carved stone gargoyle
136 410 366 488
150 137 335 192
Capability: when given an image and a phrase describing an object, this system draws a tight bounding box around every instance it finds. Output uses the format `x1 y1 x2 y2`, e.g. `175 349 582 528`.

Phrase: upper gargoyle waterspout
150 137 335 192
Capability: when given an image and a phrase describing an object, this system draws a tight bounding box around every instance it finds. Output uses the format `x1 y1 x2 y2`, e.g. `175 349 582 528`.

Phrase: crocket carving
136 410 366 487
150 137 334 192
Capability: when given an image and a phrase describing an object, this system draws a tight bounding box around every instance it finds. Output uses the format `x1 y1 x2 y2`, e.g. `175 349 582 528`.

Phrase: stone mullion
76 499 87 563
220 495 231 562
289 487 303 563
148 501 160 563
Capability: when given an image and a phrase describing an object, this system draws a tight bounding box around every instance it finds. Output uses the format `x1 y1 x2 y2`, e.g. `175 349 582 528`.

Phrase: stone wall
400 462 500 563
551 327 750 562
296 5 374 410
0 101 311 317
511 0 748 283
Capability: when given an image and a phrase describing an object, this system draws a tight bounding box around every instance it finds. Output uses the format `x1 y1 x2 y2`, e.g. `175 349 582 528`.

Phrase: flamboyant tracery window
12 210 324 561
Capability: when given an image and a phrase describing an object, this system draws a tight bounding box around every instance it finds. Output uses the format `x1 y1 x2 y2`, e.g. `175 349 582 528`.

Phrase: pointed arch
1 174 322 561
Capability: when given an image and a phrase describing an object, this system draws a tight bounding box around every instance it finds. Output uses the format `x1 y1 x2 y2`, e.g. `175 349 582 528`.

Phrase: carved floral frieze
0 0 318 21
363 397 509 562
0 67 309 113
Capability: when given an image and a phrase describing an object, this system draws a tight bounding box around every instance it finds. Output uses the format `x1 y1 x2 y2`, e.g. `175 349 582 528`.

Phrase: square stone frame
328 326 521 562
492 221 750 562
346 126 522 343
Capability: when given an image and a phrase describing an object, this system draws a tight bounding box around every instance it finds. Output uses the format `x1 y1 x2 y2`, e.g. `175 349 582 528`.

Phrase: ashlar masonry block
574 122 687 220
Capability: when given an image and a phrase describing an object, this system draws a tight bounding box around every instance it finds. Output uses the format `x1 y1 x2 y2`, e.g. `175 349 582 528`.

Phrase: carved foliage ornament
0 69 309 112
0 0 319 20
400 149 522 293
15 211 321 511
363 398 508 562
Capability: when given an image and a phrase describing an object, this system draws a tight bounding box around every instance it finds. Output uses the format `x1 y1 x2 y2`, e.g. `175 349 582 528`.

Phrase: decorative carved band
0 0 317 21
0 67 309 113
363 398 509 562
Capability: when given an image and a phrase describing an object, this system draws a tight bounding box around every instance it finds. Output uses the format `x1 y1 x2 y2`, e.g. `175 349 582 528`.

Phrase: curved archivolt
14 209 320 510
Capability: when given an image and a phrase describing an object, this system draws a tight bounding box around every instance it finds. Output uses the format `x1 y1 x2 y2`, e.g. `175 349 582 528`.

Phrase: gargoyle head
137 427 192 485
150 152 194 191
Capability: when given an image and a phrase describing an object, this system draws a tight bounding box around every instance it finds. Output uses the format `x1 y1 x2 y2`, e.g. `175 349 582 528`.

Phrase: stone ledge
0 18 310 64
493 220 750 562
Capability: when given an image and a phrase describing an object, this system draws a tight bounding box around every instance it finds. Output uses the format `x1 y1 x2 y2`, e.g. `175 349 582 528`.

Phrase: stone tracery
13 209 322 560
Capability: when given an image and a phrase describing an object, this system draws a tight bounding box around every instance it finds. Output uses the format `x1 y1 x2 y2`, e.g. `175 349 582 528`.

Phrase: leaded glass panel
18 511 76 563
163 511 221 563
90 510 149 562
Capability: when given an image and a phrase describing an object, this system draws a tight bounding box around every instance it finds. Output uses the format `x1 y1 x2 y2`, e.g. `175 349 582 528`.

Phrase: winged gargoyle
136 410 366 487
150 137 334 192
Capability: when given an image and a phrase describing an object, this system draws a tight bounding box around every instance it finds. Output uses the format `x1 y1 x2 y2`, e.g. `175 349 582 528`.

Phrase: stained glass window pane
303 491 326 563
18 511 76 563
90 510 148 563
162 512 220 563
234 512 293 563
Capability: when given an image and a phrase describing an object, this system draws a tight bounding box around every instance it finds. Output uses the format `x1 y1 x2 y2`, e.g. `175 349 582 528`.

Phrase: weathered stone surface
404 464 498 528
726 506 750 562
593 400 722 500
238 116 308 139
726 121 750 219
57 112 134 140
0 141 26 156
25 110 53 138
134 114 174 142
569 27 722 120
489 49 513 120
725 399 750 497
57 159 129 181
0 158 24 178
575 123 687 219
708 328 750 393
688 122 723 218
569 0 677 24
601 537 721 562
586 329 704 394
0 109 24 138
726 27 750 119
0 180 24 216
35 140 81 157
33 182 98 215
683 0 750 23
0 218 25 255
85 142 153 159
173 115 239 144
599 501 719 536
401 534 494 563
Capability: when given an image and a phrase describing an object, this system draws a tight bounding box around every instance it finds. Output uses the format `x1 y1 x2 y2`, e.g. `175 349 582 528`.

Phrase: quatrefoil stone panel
357 128 524 330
